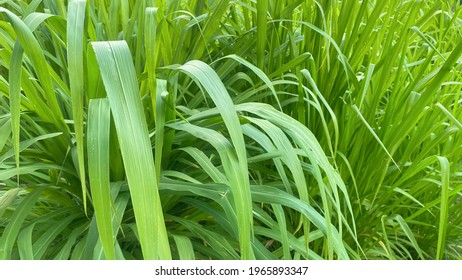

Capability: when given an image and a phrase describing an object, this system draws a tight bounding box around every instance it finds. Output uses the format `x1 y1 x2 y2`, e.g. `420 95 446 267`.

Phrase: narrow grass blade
87 98 115 260
9 43 22 177
256 0 268 70
67 0 88 213
436 156 450 260
352 104 399 170
144 7 158 123
155 79 167 180
435 102 462 130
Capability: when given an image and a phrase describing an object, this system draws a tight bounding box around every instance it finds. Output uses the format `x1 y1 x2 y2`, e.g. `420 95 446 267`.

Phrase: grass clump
0 0 461 260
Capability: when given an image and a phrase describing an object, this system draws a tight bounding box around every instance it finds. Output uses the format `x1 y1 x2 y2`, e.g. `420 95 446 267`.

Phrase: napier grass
0 0 461 260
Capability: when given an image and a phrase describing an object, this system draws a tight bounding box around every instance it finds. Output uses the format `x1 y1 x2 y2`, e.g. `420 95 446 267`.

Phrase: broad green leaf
91 41 171 260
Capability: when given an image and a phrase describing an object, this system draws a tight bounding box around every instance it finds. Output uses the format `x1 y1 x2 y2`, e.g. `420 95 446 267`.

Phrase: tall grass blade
91 41 171 260
8 43 22 177
87 98 115 260
256 0 268 70
145 7 158 122
436 156 450 260
67 0 87 213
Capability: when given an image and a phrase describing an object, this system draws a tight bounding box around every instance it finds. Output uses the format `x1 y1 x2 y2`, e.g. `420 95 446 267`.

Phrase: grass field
0 0 461 260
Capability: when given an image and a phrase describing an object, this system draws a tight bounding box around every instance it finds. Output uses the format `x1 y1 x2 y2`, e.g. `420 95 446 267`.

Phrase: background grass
0 0 461 260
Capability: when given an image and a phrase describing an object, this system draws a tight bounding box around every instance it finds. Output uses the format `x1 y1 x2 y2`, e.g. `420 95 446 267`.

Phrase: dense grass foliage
0 0 461 260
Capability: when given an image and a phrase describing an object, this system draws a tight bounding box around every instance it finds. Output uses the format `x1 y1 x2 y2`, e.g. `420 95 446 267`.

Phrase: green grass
0 0 461 260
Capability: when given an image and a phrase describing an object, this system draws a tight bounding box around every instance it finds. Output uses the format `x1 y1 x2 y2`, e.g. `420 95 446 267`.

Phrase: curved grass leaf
177 60 253 259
